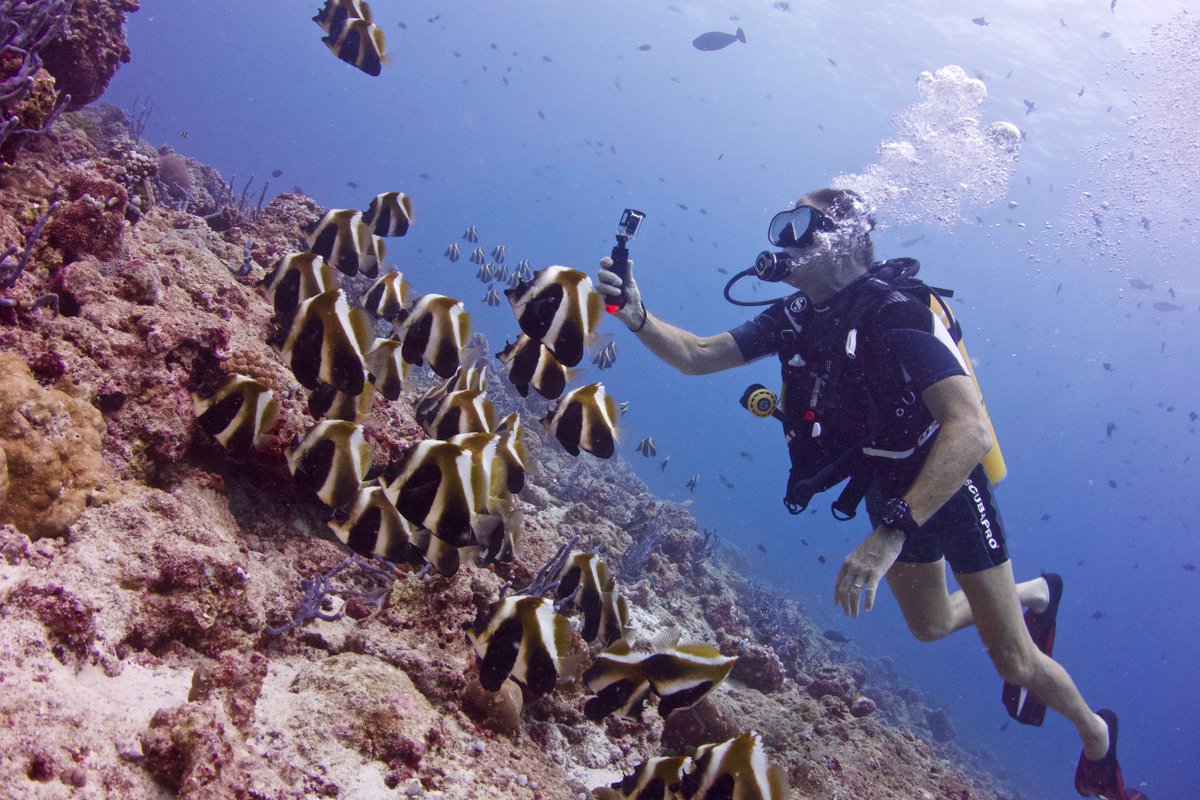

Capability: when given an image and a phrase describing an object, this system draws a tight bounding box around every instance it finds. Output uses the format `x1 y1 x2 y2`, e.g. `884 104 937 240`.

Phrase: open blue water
103 2 1198 797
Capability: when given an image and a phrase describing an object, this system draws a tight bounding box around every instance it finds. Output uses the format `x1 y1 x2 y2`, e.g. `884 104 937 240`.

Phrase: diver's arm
628 309 745 376
835 374 991 615
597 259 744 375
902 374 993 525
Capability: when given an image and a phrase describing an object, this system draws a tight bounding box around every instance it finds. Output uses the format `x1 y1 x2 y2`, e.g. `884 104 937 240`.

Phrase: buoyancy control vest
774 258 1005 517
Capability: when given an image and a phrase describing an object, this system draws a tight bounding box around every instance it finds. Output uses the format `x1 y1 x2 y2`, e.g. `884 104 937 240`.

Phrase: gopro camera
607 208 645 312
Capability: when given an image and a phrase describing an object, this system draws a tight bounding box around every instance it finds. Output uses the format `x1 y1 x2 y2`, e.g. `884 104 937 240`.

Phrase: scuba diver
596 188 1145 800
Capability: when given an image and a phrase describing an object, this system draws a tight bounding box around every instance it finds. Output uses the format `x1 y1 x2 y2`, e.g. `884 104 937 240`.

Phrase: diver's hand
834 526 906 617
597 256 646 331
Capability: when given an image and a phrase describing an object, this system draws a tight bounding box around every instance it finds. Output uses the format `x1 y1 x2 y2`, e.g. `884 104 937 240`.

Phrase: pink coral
45 168 128 262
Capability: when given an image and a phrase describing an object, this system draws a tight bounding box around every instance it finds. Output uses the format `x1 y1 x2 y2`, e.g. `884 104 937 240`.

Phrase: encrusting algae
0 4 1023 798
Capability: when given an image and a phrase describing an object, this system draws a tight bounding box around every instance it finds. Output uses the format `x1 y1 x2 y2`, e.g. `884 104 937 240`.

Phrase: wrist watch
880 497 921 536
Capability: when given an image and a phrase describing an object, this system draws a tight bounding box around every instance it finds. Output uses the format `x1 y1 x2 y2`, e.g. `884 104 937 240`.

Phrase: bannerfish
541 382 620 458
308 382 376 422
515 259 534 282
1106 421 1116 438
361 271 411 320
327 483 414 564
483 287 502 307
506 265 603 367
555 551 628 646
449 426 526 560
496 334 572 399
444 242 460 262
583 638 654 721
660 455 671 471
476 262 494 282
321 15 389 76
491 244 506 262
618 400 630 415
359 235 386 279
692 27 745 51
286 420 372 508
470 246 486 265
641 630 737 718
262 252 337 317
392 293 471 378
495 263 509 282
381 439 476 547
362 191 413 237
416 526 468 577
275 289 373 395
304 208 372 276
823 629 850 644
423 389 497 439
313 0 371 43
636 437 656 457
592 338 617 370
413 365 489 425
363 337 408 401
463 225 479 242
465 594 575 697
593 756 691 800
192 374 279 452
674 732 790 800
686 473 699 492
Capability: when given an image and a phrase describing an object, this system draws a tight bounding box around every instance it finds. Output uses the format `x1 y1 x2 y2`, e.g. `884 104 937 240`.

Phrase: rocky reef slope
0 3 1020 799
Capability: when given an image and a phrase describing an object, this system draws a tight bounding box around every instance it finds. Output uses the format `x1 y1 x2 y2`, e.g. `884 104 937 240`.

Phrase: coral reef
0 17 1020 800
39 0 140 112
0 351 115 538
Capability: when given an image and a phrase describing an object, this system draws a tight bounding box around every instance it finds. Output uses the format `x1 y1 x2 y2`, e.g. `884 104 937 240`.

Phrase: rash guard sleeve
868 294 968 395
726 302 789 363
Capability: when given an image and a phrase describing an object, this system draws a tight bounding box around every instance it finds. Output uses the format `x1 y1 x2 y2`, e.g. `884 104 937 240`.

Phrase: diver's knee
990 646 1038 685
907 620 951 643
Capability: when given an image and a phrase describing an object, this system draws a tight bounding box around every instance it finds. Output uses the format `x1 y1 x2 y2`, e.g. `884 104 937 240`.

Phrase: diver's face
780 231 843 284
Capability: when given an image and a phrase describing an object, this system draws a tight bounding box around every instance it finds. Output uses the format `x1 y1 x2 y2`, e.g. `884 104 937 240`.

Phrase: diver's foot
1076 709 1137 799
1082 711 1110 761
1028 575 1051 614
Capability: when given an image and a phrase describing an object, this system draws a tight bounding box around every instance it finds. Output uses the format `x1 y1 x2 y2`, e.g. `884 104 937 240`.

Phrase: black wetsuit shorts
867 464 1010 574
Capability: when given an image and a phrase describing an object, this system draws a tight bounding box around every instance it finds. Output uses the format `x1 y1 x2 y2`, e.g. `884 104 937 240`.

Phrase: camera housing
607 208 646 312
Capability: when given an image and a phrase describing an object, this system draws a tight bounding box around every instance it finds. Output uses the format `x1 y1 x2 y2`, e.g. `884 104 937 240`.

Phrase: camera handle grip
606 238 631 312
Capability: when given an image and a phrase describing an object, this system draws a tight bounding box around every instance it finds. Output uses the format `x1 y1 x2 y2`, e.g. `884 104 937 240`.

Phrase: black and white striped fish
362 191 413 237
262 252 336 317
465 594 575 697
286 420 372 508
274 289 373 395
541 382 620 458
506 266 603 367
392 293 471 379
327 483 414 564
303 208 373 276
674 731 790 800
192 374 278 453
380 439 476 547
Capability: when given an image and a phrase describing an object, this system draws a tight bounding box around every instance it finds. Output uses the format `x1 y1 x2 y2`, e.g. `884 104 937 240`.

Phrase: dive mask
767 204 838 249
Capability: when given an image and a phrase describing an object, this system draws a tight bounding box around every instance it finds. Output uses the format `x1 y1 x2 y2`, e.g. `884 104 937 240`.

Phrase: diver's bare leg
886 559 1050 639
956 561 1109 759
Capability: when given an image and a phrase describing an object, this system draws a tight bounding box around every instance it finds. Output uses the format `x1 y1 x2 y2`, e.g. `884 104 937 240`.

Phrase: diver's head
762 188 875 292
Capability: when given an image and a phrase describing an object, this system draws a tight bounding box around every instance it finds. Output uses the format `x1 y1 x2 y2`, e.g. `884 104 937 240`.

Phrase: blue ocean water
103 2 1198 797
